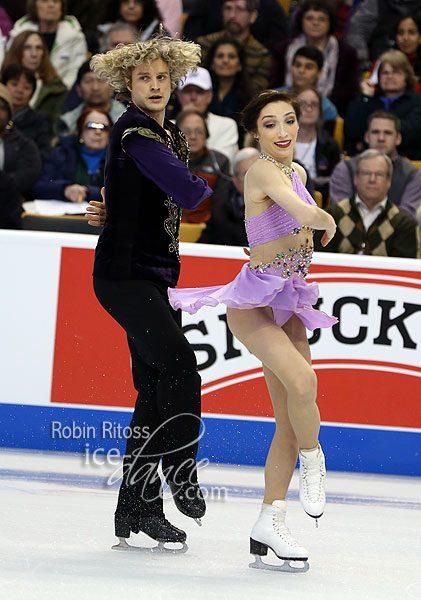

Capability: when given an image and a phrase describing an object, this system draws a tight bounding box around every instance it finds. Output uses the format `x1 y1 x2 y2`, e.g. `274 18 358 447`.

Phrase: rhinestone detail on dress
259 153 294 180
249 245 313 279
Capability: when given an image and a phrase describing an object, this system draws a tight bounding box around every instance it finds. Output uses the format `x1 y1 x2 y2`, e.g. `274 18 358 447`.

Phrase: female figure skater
169 90 337 571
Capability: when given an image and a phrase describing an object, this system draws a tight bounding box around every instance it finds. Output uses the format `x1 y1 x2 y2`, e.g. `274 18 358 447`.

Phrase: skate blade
249 554 309 573
305 512 322 527
194 518 202 527
112 539 188 554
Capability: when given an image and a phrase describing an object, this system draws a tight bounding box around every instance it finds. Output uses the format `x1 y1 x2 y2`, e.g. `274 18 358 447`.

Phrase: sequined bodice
249 245 313 279
245 155 316 248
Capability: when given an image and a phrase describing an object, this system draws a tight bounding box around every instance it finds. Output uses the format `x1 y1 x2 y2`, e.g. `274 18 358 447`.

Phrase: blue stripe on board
0 403 420 476
0 467 420 511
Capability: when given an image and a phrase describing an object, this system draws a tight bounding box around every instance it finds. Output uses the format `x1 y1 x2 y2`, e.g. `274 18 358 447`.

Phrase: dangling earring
79 137 84 144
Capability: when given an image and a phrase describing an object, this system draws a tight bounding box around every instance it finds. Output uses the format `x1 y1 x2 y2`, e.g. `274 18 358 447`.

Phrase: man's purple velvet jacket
93 105 212 286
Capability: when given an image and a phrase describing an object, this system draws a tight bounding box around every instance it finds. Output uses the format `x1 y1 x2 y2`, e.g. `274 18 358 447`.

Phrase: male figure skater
90 36 212 550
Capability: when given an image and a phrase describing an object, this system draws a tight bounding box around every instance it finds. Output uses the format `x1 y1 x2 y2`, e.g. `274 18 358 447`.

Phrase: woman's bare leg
281 314 320 449
262 364 298 504
227 308 321 503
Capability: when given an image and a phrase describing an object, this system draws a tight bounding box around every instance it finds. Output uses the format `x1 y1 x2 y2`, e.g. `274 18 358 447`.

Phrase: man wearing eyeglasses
330 110 421 219
315 149 417 257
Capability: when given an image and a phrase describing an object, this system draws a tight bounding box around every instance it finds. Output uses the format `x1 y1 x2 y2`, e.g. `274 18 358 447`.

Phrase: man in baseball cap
178 66 213 93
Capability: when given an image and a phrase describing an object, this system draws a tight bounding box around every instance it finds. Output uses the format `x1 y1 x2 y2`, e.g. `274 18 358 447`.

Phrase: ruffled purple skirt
168 263 337 331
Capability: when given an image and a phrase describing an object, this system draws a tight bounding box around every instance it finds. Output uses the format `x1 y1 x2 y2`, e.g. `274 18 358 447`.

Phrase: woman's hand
64 184 88 203
360 79 375 97
320 214 336 247
85 187 106 226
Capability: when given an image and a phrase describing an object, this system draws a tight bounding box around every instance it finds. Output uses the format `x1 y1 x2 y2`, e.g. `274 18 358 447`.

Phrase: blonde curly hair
90 35 201 101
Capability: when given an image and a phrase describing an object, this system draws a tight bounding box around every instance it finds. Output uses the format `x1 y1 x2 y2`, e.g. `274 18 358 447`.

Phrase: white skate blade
249 554 309 573
112 538 188 554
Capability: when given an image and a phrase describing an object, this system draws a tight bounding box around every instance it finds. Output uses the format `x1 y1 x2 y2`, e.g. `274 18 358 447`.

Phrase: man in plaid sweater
315 149 417 258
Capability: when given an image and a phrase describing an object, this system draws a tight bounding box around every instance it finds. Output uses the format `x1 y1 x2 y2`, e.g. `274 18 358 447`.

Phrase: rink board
0 230 420 475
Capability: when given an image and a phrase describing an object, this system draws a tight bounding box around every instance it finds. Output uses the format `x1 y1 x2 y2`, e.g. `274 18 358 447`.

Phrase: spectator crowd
0 0 420 258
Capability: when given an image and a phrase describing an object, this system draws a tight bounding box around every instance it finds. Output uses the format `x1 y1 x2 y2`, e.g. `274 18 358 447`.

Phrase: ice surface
0 449 420 600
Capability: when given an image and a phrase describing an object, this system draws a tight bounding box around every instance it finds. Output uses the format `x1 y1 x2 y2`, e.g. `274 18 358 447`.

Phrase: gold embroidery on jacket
121 126 166 149
122 123 190 261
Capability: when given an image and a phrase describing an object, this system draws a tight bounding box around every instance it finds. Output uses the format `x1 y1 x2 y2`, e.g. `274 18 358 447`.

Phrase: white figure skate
249 500 309 573
299 444 326 526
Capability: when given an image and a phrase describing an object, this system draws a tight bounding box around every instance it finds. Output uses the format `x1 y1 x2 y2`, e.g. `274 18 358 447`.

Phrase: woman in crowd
270 0 359 116
369 16 421 93
204 36 252 123
32 106 112 203
395 15 421 83
175 107 231 223
8 0 88 88
345 49 421 158
2 30 67 128
2 63 52 161
100 0 166 40
0 81 41 210
295 86 339 206
169 90 337 571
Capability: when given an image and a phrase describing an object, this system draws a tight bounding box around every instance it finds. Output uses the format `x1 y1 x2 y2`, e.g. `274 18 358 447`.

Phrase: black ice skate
168 480 206 526
112 514 188 554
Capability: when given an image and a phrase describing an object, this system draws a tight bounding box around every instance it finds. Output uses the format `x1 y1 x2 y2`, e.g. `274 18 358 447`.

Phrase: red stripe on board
202 368 421 427
306 276 421 289
178 255 247 287
309 264 421 279
201 367 263 390
312 359 421 374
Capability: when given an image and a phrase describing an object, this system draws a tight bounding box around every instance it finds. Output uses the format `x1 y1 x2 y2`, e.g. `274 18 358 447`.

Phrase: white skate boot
299 444 326 525
249 500 309 573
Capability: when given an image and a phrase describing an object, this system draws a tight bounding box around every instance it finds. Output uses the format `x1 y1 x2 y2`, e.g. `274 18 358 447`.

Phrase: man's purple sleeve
124 132 213 209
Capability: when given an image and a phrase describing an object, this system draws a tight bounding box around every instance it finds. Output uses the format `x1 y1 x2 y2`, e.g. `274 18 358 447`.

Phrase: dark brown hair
76 106 114 138
204 36 252 113
175 107 209 138
27 0 67 22
241 90 300 133
222 0 260 10
104 0 162 29
2 30 59 83
294 0 336 37
367 110 401 133
1 64 37 94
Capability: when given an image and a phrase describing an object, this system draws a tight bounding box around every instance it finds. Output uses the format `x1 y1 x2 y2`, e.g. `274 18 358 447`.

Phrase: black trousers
93 277 201 520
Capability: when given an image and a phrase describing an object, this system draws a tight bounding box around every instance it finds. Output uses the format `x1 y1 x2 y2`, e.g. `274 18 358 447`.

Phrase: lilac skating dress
168 156 337 331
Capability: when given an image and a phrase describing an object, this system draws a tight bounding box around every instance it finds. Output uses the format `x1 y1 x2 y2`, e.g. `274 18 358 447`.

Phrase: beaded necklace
259 153 295 180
